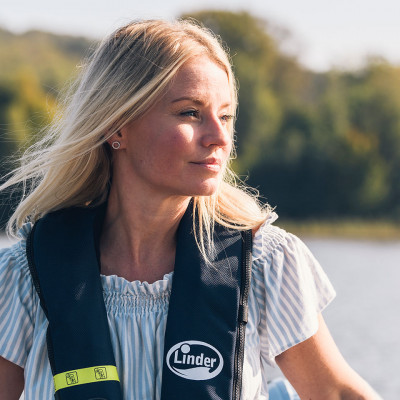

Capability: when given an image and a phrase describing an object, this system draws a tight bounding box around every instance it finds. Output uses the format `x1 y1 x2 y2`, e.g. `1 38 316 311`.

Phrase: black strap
161 207 252 400
27 205 123 400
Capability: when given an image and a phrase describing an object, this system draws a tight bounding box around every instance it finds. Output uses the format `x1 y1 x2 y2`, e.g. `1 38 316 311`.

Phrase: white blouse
0 213 335 399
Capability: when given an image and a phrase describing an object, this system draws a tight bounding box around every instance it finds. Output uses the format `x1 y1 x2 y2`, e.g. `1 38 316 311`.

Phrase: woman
0 19 381 399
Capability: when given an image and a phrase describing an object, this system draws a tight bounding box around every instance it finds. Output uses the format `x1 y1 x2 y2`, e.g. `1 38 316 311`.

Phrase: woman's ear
106 130 124 150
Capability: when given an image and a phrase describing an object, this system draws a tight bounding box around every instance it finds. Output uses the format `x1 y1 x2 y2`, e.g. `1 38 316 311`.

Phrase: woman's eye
220 114 234 123
181 110 199 118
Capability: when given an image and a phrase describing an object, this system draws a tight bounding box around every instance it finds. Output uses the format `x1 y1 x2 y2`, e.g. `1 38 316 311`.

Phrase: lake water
1 235 399 399
306 238 400 399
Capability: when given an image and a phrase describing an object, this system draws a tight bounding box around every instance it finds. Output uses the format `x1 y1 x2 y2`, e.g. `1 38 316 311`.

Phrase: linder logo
166 340 223 381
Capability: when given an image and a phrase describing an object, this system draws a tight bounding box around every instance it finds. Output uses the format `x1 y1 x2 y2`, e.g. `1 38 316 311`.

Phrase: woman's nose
201 115 231 148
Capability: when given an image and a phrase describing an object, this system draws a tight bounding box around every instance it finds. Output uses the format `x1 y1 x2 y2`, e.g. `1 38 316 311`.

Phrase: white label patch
166 340 224 381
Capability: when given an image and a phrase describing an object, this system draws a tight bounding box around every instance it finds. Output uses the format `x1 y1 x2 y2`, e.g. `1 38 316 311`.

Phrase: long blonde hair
1 19 270 251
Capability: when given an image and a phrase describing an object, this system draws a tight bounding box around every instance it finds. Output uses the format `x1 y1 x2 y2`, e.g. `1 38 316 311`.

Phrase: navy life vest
26 203 252 400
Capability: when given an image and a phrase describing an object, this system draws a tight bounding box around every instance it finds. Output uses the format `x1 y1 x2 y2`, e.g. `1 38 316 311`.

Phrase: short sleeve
0 225 37 368
252 218 336 365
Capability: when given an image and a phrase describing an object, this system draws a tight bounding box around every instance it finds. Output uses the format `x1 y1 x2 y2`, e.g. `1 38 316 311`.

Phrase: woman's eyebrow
171 96 231 108
171 96 204 105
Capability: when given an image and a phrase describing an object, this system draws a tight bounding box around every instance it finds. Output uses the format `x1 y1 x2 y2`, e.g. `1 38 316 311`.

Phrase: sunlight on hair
0 19 270 260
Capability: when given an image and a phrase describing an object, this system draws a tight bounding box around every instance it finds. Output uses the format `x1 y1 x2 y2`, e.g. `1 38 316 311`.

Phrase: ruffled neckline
101 271 173 296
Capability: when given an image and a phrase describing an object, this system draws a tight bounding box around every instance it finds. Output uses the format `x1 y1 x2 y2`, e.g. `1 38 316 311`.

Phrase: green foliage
4 69 57 143
0 28 93 148
1 13 400 222
0 28 94 227
345 62 400 216
0 28 93 89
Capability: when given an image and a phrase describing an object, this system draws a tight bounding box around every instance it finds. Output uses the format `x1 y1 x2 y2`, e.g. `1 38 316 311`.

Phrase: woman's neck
99 185 191 283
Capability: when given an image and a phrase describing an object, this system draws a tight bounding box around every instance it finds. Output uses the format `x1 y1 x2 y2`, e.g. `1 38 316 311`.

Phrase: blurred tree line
1 11 400 228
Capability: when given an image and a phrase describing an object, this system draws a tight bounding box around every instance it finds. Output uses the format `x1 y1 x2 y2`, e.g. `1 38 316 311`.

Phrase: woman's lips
190 158 222 171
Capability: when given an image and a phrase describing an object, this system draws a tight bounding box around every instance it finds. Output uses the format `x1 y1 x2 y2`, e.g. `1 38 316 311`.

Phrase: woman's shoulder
252 212 304 264
0 223 32 285
250 213 335 299
250 214 336 364
0 223 38 368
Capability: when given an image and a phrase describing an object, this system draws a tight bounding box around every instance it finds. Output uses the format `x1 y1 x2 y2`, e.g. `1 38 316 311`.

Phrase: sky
2 0 400 71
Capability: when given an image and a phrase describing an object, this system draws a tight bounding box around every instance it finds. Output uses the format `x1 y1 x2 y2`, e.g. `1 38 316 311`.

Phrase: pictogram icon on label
94 367 107 380
65 371 78 385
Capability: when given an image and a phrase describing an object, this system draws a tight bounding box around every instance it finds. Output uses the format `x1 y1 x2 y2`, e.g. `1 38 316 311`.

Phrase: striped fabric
0 214 335 400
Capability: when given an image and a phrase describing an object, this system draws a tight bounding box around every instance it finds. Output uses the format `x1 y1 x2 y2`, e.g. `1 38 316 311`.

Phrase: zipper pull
238 304 248 324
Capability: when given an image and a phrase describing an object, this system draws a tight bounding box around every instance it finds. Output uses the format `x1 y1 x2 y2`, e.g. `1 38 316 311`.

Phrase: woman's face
115 55 233 199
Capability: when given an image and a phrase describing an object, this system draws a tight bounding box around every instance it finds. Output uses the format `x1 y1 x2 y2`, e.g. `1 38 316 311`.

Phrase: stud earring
111 141 121 150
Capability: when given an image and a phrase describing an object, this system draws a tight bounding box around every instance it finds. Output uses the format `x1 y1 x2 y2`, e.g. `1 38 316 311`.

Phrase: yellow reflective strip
53 365 119 392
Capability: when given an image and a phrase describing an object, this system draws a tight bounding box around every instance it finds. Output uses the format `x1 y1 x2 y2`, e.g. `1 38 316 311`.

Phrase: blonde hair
1 19 270 252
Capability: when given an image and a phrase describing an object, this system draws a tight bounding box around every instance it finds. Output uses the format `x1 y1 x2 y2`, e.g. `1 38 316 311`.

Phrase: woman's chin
184 181 220 197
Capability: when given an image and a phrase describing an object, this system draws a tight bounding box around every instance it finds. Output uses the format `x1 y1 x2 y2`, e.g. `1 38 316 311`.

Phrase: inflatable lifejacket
26 203 252 400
